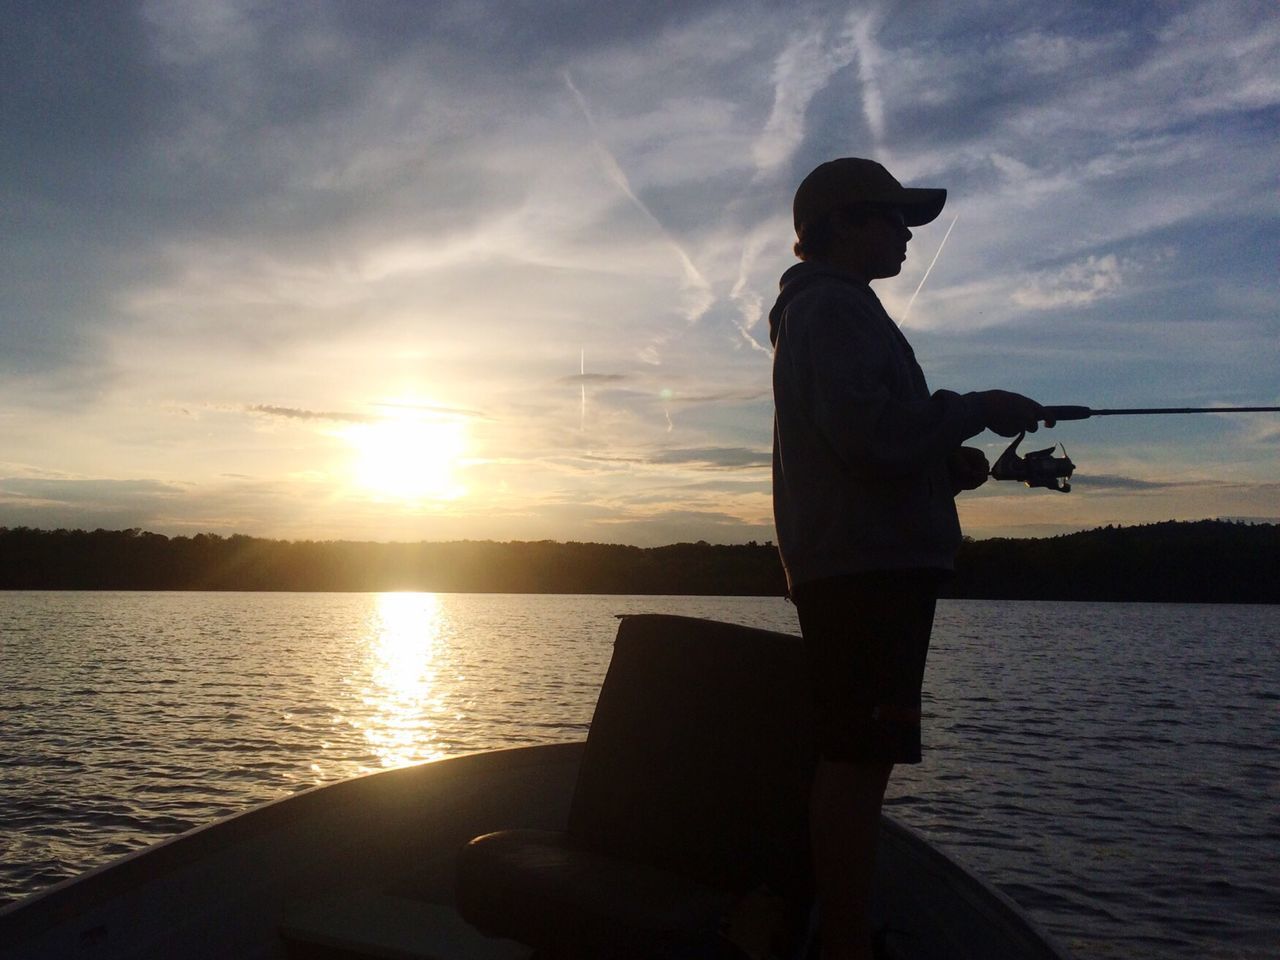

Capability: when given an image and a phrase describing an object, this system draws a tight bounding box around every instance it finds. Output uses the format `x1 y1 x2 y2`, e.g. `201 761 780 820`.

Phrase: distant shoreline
2 520 1277 603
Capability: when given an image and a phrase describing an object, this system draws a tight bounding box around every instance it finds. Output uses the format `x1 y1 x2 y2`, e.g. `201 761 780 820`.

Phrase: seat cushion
456 616 817 958
568 615 814 898
456 829 736 957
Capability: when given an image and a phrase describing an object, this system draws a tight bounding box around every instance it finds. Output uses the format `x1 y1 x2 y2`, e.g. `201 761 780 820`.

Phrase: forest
0 520 1276 603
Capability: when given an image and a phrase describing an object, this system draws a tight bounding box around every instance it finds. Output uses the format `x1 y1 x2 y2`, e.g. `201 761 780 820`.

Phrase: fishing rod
991 405 1280 493
1044 405 1280 421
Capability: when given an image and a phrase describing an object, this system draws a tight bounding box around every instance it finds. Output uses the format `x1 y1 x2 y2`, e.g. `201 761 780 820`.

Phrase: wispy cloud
1 2 1275 545
649 447 771 469
369 401 491 420
582 446 770 470
847 10 887 156
1073 474 1193 492
1012 254 1127 310
664 388 771 405
753 21 859 175
563 69 713 346
0 477 189 531
248 405 376 424
558 373 627 385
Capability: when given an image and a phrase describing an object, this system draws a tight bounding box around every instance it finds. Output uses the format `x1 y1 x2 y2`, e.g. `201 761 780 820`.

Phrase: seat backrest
567 614 815 899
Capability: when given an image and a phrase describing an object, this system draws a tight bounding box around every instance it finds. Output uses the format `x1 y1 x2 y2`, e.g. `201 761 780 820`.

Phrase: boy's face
835 208 913 281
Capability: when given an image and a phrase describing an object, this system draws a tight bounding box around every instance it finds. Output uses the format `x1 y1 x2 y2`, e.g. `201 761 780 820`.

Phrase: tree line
0 520 1275 602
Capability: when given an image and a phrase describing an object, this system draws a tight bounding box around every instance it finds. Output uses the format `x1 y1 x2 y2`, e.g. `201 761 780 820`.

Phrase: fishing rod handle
1041 405 1092 421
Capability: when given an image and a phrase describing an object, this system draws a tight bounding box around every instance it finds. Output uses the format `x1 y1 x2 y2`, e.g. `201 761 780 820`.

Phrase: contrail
729 229 779 359
580 349 586 432
563 70 712 337
563 71 702 279
901 215 957 326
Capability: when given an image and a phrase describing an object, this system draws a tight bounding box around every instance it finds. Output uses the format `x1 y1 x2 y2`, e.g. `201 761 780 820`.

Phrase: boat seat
456 614 816 958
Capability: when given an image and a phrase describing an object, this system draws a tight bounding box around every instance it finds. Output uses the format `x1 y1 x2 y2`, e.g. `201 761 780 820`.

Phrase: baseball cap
793 158 946 233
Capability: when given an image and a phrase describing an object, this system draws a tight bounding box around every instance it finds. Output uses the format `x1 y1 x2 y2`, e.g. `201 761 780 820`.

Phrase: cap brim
897 187 946 227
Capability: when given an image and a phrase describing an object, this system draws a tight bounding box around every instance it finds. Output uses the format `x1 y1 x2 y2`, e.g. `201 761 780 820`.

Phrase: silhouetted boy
770 158 1053 960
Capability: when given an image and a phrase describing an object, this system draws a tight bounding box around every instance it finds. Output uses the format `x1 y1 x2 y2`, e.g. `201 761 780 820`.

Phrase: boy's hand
948 446 990 494
979 390 1054 436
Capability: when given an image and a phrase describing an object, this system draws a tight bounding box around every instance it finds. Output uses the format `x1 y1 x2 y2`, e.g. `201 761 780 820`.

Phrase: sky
2 0 1277 546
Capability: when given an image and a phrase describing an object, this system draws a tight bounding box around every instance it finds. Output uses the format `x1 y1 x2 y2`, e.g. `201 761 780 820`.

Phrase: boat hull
0 741 1071 959
0 743 582 959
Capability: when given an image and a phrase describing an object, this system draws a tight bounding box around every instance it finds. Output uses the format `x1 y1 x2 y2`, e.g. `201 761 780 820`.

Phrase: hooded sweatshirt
770 261 987 590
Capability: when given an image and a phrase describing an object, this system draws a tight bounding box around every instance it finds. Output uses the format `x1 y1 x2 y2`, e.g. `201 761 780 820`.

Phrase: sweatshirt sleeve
777 287 987 479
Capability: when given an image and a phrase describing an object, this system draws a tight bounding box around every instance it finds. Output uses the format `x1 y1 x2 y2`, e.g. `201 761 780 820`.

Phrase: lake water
0 592 1276 959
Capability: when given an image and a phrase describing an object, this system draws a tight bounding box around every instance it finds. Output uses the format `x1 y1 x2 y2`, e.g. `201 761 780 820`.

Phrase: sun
343 413 468 502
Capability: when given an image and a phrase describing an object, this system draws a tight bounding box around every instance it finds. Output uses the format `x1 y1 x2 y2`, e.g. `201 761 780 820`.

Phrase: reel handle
1041 405 1092 422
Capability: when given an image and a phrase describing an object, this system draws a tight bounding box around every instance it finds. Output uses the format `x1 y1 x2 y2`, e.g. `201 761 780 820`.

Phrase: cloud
1007 30 1120 77
847 11 887 155
729 227 774 339
549 503 775 545
1152 2 1280 117
0 476 188 531
0 476 186 503
1072 474 1191 492
1244 421 1280 445
752 19 859 174
593 507 770 532
1 1 1276 547
1012 254 1126 310
649 447 770 469
563 69 713 342
581 446 770 470
664 388 771 405
370 400 491 420
248 405 375 424
558 373 627 385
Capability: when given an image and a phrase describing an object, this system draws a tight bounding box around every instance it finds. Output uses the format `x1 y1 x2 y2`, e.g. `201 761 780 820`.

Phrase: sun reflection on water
360 592 446 768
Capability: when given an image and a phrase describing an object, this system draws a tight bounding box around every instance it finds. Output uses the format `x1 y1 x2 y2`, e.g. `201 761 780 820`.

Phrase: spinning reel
983 404 1280 494
990 432 1075 493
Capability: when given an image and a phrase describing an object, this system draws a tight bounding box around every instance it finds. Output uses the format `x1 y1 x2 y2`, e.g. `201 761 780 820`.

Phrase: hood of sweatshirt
767 261 869 346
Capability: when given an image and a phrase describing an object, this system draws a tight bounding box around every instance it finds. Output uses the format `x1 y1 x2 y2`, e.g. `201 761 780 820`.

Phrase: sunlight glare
343 411 467 502
360 592 446 767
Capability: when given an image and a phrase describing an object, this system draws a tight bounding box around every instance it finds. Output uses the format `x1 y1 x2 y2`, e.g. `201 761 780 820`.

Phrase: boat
0 615 1073 960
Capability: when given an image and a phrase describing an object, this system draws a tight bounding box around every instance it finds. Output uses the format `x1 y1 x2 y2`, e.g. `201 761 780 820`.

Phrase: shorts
792 569 942 765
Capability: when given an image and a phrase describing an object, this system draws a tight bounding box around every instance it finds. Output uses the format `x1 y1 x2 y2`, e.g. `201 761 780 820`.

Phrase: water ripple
1 592 1276 960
